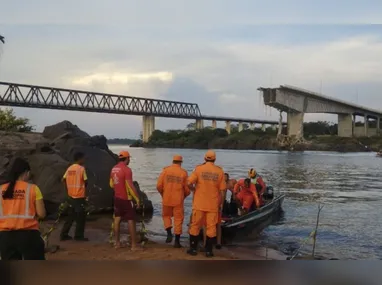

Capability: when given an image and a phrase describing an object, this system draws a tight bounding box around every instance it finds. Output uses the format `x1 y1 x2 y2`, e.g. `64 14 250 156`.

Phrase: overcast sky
1 0 381 138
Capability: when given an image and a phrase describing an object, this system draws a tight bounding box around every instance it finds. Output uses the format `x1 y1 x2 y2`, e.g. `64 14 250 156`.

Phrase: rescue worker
233 178 261 215
248 168 266 205
60 151 89 242
187 150 226 257
156 155 190 248
110 150 142 250
0 157 46 260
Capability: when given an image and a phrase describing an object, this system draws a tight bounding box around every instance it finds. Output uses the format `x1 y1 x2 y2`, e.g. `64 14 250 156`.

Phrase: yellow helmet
248 168 257 178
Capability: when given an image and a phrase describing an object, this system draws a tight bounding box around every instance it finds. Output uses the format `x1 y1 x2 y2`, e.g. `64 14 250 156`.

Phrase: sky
0 0 382 138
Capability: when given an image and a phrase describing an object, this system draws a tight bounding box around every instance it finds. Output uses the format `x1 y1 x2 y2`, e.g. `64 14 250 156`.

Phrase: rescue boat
221 186 285 233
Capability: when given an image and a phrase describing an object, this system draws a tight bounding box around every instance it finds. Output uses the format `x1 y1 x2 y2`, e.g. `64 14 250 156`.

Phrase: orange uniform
63 164 88 198
234 179 260 211
188 158 226 238
157 159 190 235
0 181 43 231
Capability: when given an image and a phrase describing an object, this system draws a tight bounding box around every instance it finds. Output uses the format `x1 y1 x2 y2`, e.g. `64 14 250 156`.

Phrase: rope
40 201 69 247
288 229 316 260
140 202 148 246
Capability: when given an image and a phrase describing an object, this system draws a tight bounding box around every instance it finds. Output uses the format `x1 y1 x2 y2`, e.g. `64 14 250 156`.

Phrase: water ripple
109 146 382 260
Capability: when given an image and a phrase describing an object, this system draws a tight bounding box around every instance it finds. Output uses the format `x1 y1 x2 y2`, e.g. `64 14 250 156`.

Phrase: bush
0 108 34 132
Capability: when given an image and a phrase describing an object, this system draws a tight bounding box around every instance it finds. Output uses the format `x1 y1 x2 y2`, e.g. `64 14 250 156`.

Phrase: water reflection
109 146 382 260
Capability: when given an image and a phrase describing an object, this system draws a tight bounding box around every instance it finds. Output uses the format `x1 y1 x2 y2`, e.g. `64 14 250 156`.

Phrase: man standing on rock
60 151 89 242
156 155 190 248
187 150 226 257
110 151 142 250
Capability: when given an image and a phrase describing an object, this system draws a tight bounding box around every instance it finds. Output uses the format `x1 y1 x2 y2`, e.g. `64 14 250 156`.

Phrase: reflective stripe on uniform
67 168 84 189
0 183 35 219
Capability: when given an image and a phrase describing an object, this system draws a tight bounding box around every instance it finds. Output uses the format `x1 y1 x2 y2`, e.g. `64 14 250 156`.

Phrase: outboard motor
263 185 274 200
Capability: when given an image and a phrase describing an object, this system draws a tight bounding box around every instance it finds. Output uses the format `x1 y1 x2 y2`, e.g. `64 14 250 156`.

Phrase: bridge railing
0 82 202 119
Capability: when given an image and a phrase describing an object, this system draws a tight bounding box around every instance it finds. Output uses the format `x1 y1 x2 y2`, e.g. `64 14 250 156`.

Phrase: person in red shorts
110 151 142 250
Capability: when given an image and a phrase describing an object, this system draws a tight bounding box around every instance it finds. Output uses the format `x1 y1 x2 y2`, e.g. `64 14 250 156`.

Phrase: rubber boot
187 235 198 256
174 234 182 248
165 227 173 243
205 237 214 258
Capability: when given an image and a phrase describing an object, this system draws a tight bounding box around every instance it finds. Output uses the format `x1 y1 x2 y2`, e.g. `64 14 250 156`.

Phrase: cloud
1 0 381 25
1 5 382 138
67 69 173 98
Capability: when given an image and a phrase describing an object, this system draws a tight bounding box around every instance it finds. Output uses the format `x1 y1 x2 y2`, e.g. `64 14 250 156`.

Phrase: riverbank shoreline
43 217 286 260
126 128 382 153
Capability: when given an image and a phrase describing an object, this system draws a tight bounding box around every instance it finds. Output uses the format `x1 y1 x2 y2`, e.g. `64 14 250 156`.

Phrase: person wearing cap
156 155 190 248
248 168 266 205
233 178 261 215
0 157 46 260
60 151 89 242
110 150 141 250
187 150 226 257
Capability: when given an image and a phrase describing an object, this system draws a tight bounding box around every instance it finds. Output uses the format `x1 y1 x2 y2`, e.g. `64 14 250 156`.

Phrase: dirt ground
42 216 285 260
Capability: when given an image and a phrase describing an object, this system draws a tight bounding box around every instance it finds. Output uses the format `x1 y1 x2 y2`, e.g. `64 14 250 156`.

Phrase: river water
108 145 382 260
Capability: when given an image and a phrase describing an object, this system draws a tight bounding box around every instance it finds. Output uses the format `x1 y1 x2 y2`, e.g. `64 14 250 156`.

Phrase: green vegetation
107 138 138 145
139 121 382 152
146 126 278 149
0 108 34 132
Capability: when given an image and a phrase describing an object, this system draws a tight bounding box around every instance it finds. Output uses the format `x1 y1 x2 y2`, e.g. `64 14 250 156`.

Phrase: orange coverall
188 162 226 238
251 175 266 205
233 179 260 211
157 163 190 235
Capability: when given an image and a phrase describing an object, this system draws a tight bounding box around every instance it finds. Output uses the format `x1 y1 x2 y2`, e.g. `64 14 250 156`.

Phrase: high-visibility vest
65 164 86 198
0 181 39 231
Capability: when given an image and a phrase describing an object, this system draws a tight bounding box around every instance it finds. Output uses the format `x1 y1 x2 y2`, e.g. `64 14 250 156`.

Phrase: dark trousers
0 230 45 260
60 197 87 239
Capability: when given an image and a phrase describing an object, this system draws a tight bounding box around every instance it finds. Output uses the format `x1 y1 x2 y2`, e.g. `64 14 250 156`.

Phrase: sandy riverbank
43 217 285 260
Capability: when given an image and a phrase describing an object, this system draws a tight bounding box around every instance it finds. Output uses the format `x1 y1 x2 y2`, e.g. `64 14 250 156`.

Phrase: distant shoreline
124 129 382 153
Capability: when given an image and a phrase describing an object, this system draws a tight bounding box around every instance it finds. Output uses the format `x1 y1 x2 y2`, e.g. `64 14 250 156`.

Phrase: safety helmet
248 168 257 178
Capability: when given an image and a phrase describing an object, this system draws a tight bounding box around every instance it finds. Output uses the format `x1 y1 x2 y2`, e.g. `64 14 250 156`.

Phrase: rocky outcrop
0 121 153 218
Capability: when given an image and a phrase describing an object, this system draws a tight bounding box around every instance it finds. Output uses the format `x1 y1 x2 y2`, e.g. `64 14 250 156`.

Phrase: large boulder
0 121 154 217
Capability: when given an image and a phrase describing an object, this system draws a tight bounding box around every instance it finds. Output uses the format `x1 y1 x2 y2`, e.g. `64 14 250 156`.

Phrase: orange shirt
0 181 43 231
234 179 260 208
110 162 140 203
188 162 226 212
63 164 87 199
157 164 190 207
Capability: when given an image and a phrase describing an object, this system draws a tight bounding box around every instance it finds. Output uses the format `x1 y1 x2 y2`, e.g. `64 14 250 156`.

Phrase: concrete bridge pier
338 114 353 137
195 119 204 130
287 111 304 138
225 121 231 134
238 122 243 132
377 117 381 135
211 120 217 129
261 124 266 132
250 123 255 130
142 115 155 143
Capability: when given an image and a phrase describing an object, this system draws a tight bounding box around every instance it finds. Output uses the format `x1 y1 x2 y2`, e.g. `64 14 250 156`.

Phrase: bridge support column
272 125 277 131
364 114 369 137
377 117 381 135
287 112 304 138
142 115 155 143
211 120 217 129
225 121 231 134
261 124 266 132
250 123 255 130
338 114 353 137
238 122 243 132
195 119 204 130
